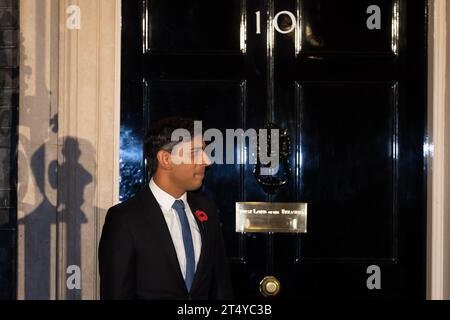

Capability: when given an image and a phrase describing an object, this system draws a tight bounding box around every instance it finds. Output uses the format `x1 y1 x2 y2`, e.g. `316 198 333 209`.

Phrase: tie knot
172 199 185 211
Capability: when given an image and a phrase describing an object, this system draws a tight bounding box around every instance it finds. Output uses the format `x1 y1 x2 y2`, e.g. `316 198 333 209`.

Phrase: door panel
121 0 427 299
295 82 398 261
143 0 244 53
298 0 397 54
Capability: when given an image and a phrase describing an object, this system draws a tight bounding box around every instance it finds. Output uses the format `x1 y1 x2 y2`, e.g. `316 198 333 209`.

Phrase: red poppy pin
195 210 208 222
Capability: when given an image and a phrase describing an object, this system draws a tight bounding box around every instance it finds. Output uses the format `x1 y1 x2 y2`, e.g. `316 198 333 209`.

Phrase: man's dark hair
144 117 200 174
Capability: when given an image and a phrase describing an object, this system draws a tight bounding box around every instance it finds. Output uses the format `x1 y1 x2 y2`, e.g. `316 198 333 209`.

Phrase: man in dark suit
99 117 233 300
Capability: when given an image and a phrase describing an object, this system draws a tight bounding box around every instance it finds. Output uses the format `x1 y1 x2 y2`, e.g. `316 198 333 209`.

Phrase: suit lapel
137 186 210 295
137 186 187 294
187 192 210 292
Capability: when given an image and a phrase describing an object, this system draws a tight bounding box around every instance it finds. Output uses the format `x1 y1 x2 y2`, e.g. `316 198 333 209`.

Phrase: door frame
427 0 450 300
103 0 450 300
113 0 448 299
109 0 450 300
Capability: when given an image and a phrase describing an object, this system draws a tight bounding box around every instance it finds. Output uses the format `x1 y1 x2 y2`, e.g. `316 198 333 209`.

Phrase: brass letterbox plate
236 202 307 233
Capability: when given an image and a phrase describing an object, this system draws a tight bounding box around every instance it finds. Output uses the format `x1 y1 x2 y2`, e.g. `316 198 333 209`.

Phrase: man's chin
187 181 203 191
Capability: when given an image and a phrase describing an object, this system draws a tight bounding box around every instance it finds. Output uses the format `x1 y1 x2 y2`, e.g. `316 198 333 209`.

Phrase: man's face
167 135 211 192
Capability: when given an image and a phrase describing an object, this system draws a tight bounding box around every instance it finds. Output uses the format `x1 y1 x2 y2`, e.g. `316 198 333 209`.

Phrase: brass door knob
259 276 281 297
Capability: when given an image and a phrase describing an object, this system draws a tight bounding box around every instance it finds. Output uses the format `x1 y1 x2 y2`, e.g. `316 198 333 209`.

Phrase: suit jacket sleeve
210 209 234 299
98 208 136 299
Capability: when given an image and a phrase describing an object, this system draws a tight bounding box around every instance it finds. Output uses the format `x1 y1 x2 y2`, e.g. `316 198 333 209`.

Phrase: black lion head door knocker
253 123 292 195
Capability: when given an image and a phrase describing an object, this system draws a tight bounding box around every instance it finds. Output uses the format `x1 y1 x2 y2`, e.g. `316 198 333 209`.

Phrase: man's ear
156 150 172 170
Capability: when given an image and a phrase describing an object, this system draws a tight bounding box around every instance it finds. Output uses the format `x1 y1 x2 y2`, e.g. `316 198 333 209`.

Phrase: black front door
121 0 427 299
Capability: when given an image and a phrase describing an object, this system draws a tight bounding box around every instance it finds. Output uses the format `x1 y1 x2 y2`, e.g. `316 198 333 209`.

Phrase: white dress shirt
149 178 202 278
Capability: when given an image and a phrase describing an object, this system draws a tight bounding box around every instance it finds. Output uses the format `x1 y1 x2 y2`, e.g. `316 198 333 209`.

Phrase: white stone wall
18 0 120 300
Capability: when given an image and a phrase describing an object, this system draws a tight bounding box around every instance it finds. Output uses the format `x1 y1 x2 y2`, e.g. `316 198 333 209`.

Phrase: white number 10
255 10 297 34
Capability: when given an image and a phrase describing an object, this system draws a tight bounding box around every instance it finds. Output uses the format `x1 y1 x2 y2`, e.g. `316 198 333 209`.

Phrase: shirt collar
149 178 187 211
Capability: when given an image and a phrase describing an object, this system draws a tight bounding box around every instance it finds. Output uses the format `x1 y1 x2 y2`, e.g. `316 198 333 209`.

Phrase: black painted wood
121 0 427 299
0 0 18 300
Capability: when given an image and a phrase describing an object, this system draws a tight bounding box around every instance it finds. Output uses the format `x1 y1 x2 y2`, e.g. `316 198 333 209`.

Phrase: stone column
18 0 121 300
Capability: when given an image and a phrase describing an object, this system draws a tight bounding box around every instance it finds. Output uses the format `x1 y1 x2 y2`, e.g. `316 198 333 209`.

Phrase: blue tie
172 200 196 292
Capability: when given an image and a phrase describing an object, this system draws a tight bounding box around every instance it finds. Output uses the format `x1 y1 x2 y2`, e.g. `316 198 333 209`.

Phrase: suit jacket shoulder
105 187 149 226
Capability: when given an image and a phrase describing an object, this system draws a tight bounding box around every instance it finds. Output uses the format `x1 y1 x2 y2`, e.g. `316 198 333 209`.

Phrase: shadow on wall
18 137 96 300
17 0 106 300
19 20 102 298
